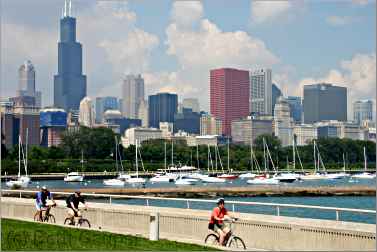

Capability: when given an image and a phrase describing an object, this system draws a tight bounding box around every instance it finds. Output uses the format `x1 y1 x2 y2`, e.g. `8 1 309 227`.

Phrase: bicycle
33 204 56 223
205 217 246 249
64 208 91 228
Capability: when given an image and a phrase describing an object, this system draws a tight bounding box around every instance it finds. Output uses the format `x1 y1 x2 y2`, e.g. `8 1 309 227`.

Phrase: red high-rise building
210 68 250 136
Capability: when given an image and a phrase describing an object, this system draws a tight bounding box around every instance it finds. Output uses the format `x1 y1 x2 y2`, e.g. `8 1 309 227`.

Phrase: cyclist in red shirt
208 198 233 246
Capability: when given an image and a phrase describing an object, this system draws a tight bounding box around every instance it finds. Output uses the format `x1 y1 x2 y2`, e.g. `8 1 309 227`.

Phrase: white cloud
171 1 203 29
351 0 372 6
250 1 292 24
298 53 376 119
326 15 354 26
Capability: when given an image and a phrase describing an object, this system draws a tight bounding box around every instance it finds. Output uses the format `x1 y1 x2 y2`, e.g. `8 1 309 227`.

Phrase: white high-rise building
293 124 317 146
79 97 95 127
122 74 144 119
138 100 149 127
18 60 35 97
183 98 200 113
250 69 272 115
353 100 373 125
274 96 294 146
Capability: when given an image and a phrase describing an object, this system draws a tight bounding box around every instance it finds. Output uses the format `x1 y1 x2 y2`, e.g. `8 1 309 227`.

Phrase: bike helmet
216 198 225 205
41 186 47 190
75 190 81 195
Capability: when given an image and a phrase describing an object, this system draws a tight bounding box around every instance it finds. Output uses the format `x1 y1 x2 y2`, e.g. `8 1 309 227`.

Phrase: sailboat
104 137 126 186
150 142 175 183
351 147 376 179
239 139 259 179
187 145 205 179
301 140 327 180
217 139 238 179
64 150 85 182
127 140 146 184
247 138 279 185
6 134 30 188
199 145 226 183
325 153 350 179
273 138 299 183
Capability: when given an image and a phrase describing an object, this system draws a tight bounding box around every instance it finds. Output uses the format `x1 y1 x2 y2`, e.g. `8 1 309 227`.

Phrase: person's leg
67 208 75 224
215 227 225 246
35 203 42 221
222 226 231 245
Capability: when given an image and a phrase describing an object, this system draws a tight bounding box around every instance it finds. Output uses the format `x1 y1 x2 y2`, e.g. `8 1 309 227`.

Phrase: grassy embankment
2 218 217 251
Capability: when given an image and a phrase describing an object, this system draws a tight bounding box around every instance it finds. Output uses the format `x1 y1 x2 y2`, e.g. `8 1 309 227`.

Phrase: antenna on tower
64 0 67 17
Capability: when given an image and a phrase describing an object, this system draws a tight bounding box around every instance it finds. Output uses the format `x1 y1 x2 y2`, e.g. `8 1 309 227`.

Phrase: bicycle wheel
204 233 219 246
78 219 91 228
64 218 74 226
47 214 56 223
228 236 246 250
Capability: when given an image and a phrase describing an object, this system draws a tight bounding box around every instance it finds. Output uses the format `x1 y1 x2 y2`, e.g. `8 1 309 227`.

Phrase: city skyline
1 1 375 118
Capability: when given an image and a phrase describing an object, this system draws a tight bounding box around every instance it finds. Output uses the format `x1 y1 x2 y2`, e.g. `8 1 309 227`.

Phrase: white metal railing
2 189 375 222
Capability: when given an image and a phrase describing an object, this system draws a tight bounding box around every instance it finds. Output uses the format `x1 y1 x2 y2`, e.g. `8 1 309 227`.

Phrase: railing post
336 210 340 221
146 199 149 207
149 212 159 241
276 206 280 216
232 204 235 212
19 192 22 198
109 196 112 205
186 200 190 209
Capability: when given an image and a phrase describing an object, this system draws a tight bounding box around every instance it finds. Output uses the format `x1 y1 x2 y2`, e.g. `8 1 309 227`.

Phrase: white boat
325 153 350 179
273 172 297 183
300 172 327 180
127 141 146 184
6 135 30 188
150 174 174 183
118 173 131 180
175 175 198 185
239 172 257 179
200 175 226 183
216 139 239 180
301 141 328 180
352 147 375 179
64 172 84 182
352 172 376 179
103 178 126 186
247 177 279 185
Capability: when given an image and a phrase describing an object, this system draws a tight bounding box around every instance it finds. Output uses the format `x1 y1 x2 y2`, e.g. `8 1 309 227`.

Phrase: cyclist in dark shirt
66 191 88 224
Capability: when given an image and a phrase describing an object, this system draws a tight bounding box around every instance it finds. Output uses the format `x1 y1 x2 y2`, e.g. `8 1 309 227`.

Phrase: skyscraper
274 96 293 147
271 83 282 115
148 93 178 128
286 96 303 123
137 100 149 127
79 97 95 127
303 83 347 124
182 98 200 113
17 60 35 97
250 69 272 115
353 100 373 125
95 96 119 123
122 74 144 119
210 68 250 136
54 0 86 112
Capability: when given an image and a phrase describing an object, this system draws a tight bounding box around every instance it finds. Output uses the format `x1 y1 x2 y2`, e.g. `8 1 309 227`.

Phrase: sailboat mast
342 153 345 172
250 139 253 172
196 144 199 169
292 137 295 171
18 135 21 177
171 140 174 166
207 145 210 173
164 142 167 171
115 137 118 172
227 138 230 172
25 128 28 176
81 150 84 171
263 138 267 172
313 141 317 172
135 140 139 177
364 147 367 171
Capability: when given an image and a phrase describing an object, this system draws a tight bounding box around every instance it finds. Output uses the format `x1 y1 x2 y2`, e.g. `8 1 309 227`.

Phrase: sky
1 0 376 119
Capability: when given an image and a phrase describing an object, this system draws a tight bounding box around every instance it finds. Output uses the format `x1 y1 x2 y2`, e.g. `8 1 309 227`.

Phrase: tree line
1 126 375 175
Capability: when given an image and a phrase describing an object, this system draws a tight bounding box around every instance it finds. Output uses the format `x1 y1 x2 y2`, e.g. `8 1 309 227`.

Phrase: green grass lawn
2 218 218 251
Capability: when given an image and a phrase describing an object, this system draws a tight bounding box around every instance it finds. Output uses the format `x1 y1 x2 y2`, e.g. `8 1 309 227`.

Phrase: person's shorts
67 208 81 217
214 222 230 233
35 203 47 211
